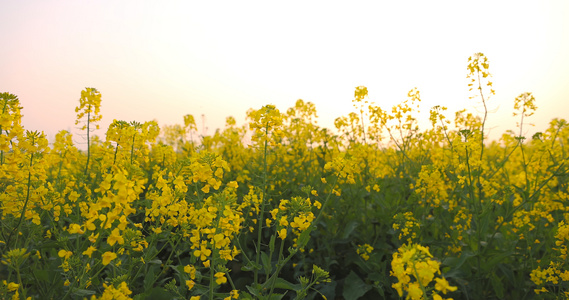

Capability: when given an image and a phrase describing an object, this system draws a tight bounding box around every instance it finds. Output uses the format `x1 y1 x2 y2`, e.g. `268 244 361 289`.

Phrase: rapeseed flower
184 264 197 279
107 228 125 246
186 280 195 290
67 223 84 234
101 251 117 266
82 246 97 258
58 249 73 260
435 277 458 294
278 228 287 240
391 244 456 299
357 244 373 261
215 272 227 285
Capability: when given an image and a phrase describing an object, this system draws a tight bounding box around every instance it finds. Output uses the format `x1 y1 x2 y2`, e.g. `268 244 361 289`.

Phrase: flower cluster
269 196 320 246
357 243 374 261
391 244 457 300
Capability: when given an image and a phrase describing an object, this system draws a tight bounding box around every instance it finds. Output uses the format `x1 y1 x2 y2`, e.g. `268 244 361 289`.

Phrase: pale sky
2 1 568 146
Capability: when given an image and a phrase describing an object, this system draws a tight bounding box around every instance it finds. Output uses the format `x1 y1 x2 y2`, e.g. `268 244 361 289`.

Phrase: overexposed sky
1 1 568 145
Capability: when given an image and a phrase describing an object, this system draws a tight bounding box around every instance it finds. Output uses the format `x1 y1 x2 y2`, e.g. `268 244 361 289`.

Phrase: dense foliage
1 53 568 299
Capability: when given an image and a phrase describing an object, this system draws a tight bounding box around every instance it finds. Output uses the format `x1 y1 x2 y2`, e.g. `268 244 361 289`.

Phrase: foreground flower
186 280 195 290
215 272 227 285
101 251 117 266
57 249 73 260
92 282 132 300
435 277 458 294
390 243 457 299
83 246 97 258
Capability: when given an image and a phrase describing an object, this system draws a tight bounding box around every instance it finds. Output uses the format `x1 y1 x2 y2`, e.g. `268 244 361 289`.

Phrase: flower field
1 53 568 299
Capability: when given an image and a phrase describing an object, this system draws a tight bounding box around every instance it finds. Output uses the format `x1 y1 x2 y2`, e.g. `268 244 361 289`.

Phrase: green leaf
139 287 175 300
297 226 313 249
242 260 262 272
34 269 50 282
144 266 156 291
368 272 385 298
497 263 515 286
261 251 272 274
269 234 276 253
443 250 475 271
71 288 96 297
490 273 504 299
483 250 514 272
342 220 359 239
268 293 285 300
343 271 371 299
246 284 263 298
272 278 300 291
318 281 337 300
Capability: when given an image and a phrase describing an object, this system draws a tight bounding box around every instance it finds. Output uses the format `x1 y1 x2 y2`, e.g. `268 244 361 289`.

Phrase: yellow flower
67 223 84 234
88 233 99 243
186 280 195 290
435 277 457 294
357 244 373 261
313 201 322 209
213 233 229 248
407 282 423 300
194 244 212 261
227 181 238 188
82 246 97 258
278 228 287 240
3 248 30 266
58 249 73 260
276 216 287 227
184 264 197 279
107 228 124 246
101 251 117 266
215 272 227 285
98 282 133 299
6 282 19 292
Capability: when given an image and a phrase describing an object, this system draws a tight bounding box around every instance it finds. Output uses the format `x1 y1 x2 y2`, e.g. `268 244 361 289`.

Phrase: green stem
85 109 91 176
254 124 270 285
412 262 429 299
267 237 286 297
113 143 120 166
16 266 27 300
209 254 215 300
131 133 136 165
477 68 488 161
6 153 34 249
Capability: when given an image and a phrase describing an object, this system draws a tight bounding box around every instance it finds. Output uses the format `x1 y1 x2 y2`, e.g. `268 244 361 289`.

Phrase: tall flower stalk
75 87 102 175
